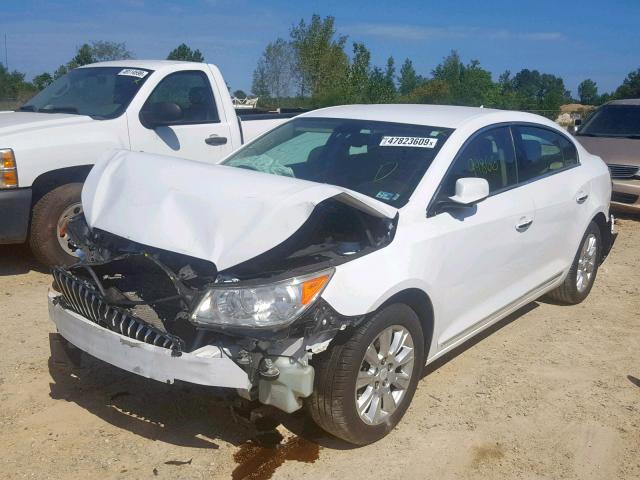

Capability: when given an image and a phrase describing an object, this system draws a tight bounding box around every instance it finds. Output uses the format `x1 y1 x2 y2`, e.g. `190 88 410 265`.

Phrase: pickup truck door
128 69 234 162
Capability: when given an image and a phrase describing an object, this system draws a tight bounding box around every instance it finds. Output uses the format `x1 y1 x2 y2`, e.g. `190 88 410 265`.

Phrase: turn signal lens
0 148 17 188
301 275 331 305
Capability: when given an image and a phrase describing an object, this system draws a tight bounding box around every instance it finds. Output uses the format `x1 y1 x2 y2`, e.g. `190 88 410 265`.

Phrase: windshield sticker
375 191 400 201
379 136 438 148
118 68 148 78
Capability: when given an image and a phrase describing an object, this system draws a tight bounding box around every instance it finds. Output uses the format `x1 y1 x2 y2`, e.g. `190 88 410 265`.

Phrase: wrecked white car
48 105 615 445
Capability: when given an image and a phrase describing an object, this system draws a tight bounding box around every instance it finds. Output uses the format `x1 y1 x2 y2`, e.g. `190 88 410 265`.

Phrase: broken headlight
191 269 334 328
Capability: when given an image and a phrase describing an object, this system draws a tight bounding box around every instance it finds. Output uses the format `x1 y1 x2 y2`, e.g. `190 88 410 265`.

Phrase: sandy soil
0 218 638 480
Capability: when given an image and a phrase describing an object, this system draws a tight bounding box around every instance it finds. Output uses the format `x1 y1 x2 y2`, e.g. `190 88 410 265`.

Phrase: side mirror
449 177 490 205
571 118 582 135
139 102 183 129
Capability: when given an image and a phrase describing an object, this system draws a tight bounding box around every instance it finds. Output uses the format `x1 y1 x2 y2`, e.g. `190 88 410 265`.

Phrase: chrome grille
52 267 184 352
608 164 639 179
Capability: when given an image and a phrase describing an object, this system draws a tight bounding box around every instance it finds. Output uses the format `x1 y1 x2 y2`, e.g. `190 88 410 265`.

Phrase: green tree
89 40 133 62
53 64 68 80
233 89 247 99
290 14 349 99
347 42 371 103
68 44 94 69
167 43 204 62
431 51 495 106
614 68 640 99
252 38 296 101
578 79 598 105
0 64 36 102
398 58 419 96
251 62 270 98
32 73 53 90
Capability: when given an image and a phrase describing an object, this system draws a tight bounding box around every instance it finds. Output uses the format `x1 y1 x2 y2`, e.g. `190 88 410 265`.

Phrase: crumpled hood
0 111 93 136
82 150 397 270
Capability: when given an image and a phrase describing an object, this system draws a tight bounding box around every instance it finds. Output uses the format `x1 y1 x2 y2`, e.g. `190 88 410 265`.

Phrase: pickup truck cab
48 105 615 445
0 60 295 265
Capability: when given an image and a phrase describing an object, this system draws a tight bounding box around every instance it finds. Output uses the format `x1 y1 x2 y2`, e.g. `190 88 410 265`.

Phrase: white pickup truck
0 60 296 266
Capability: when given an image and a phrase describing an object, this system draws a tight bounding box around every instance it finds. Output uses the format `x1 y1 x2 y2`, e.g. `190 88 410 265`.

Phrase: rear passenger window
513 126 578 182
442 126 517 196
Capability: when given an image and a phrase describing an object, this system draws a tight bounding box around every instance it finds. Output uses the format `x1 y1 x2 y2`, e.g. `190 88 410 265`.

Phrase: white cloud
346 23 566 42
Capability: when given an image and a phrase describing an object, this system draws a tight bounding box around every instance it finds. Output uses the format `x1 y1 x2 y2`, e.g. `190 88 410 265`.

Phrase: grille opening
611 191 639 204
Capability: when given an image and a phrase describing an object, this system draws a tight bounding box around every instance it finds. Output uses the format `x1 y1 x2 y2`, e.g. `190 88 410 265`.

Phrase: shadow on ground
47 301 545 455
0 243 47 276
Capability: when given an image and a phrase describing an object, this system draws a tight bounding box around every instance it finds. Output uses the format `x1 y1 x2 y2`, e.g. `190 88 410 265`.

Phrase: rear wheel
29 183 83 267
307 303 424 445
547 221 601 304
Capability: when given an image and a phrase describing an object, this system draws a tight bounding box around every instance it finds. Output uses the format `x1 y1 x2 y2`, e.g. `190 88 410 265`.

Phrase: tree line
250 15 640 117
0 41 203 105
1 16 639 116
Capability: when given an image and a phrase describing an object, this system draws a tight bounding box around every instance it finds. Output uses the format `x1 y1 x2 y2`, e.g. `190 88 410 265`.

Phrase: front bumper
48 291 251 389
0 187 31 244
611 179 640 213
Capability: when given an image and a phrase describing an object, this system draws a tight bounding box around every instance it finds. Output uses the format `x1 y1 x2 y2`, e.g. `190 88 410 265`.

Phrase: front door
128 69 233 162
426 126 537 350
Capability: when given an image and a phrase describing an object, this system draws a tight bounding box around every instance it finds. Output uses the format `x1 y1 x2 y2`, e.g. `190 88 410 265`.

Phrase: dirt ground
0 218 638 480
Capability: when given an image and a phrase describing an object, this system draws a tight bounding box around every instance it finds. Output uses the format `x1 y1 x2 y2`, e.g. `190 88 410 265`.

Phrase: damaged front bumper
49 291 252 389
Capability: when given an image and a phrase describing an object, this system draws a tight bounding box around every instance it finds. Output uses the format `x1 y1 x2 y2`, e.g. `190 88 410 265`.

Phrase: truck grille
611 191 639 205
52 267 184 353
608 164 639 179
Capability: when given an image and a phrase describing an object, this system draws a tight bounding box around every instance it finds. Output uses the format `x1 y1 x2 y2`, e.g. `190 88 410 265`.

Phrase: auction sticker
118 68 149 78
379 136 438 148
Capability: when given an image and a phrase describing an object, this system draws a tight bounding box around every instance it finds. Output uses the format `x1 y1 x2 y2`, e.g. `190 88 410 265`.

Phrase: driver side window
442 126 518 196
142 70 219 124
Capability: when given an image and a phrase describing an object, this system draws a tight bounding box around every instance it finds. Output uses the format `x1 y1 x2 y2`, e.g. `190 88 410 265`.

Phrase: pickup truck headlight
191 269 334 328
0 149 18 188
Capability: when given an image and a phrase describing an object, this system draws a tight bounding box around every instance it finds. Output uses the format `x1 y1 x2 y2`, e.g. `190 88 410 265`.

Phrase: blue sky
1 0 638 96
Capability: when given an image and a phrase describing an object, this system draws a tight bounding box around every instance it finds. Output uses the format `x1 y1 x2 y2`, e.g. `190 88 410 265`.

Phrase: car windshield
577 105 640 138
222 117 453 207
19 67 152 119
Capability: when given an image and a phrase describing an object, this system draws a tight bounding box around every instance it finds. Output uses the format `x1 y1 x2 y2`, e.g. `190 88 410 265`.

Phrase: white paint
82 150 396 270
0 60 292 189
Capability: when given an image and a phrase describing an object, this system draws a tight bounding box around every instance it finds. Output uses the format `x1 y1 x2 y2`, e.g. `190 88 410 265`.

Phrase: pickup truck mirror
570 118 582 135
139 102 184 129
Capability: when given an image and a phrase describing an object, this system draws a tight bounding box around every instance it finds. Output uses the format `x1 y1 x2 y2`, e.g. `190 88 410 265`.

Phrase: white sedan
48 104 615 445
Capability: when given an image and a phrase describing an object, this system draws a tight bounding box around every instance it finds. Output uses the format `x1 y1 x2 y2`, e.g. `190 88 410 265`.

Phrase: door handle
205 135 227 146
576 192 589 204
515 219 533 232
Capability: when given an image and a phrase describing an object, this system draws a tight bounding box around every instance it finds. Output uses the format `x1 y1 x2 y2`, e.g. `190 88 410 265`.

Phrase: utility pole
4 33 7 69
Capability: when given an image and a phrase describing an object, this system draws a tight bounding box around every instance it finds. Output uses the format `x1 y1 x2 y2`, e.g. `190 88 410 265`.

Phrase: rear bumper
611 179 640 213
48 291 252 389
0 187 31 244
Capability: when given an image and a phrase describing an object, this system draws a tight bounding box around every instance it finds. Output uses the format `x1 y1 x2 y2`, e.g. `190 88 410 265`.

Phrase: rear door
427 126 537 349
129 69 233 162
510 125 589 284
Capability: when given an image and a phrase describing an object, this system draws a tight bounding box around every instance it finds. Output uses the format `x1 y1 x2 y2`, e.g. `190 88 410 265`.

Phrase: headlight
0 148 18 188
191 269 334 328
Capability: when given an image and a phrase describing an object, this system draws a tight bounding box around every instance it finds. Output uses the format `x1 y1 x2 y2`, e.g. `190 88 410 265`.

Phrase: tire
307 303 425 445
29 183 83 267
546 221 602 305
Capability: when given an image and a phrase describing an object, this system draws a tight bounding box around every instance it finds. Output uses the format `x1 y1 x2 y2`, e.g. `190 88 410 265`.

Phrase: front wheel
29 183 84 267
547 221 602 304
307 303 425 445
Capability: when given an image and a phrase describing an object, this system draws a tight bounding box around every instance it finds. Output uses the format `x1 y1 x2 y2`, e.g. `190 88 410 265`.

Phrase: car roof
299 104 549 129
605 98 640 106
78 59 205 71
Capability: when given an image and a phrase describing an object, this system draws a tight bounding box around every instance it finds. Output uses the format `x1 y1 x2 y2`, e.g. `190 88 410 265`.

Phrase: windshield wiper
39 106 79 114
622 135 640 139
17 105 36 112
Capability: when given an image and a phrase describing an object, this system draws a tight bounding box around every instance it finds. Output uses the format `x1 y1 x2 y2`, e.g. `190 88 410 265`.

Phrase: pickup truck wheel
307 303 424 445
29 183 83 267
546 221 601 305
